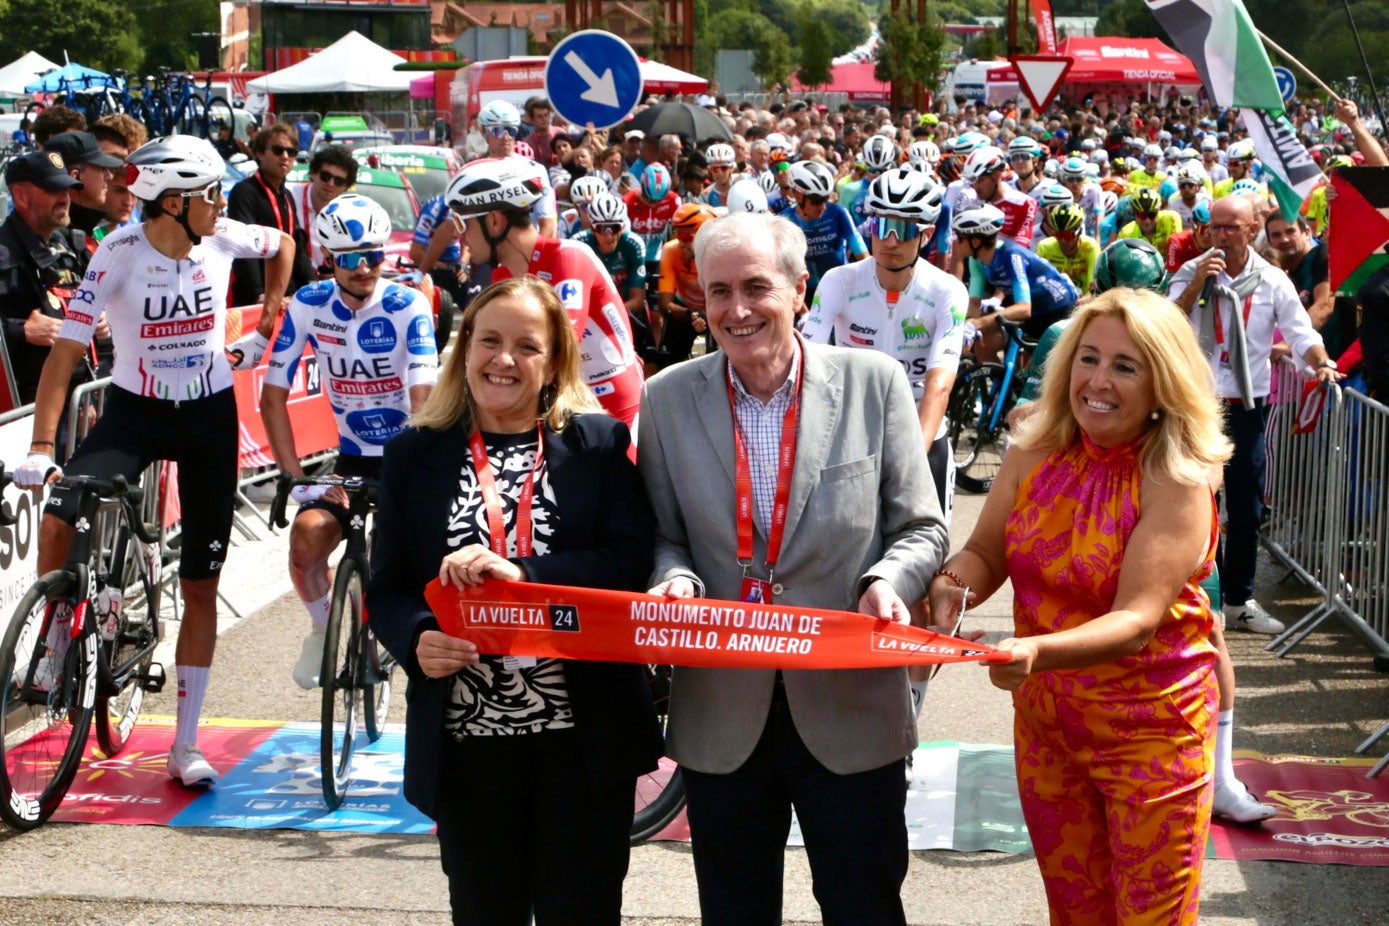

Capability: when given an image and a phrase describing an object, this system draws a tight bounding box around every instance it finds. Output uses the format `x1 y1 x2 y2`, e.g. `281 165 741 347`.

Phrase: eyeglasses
178 183 222 205
869 215 925 242
1053 229 1079 242
1008 153 1033 162
1209 223 1244 235
333 249 387 271
317 170 350 188
594 223 623 235
269 144 299 158
486 125 520 139
804 194 829 206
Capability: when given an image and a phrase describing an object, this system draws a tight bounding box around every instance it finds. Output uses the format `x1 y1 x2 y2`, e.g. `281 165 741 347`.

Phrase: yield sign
1009 55 1073 113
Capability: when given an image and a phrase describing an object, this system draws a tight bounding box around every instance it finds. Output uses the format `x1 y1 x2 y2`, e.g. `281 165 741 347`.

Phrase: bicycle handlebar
52 473 161 545
269 472 380 530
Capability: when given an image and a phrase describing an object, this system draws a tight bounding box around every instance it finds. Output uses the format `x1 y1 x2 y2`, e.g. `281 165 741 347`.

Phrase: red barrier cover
230 305 339 469
426 579 1009 670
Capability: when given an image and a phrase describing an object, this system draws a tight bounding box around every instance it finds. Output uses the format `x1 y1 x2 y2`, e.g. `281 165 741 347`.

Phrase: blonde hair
1012 288 1232 486
410 276 601 432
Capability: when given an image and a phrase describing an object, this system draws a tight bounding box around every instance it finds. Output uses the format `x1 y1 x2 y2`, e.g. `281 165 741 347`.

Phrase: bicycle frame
981 321 1029 433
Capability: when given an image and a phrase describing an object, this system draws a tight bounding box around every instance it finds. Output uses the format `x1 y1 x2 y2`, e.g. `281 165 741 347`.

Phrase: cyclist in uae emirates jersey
446 158 643 435
262 194 438 689
14 136 295 789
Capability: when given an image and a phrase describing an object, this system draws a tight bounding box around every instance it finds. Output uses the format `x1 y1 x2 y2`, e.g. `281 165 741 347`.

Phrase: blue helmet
640 163 672 201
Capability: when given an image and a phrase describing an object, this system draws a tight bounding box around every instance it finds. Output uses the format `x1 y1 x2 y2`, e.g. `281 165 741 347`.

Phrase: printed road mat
40 720 1389 865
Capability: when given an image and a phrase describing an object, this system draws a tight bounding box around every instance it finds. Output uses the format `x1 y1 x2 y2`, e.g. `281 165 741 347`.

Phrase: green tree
0 0 142 72
1095 0 1164 40
796 5 834 89
702 9 795 86
817 0 871 57
875 4 947 92
131 1 218 72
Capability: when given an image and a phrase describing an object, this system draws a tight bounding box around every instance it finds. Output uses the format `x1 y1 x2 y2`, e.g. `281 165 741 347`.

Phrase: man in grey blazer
637 211 950 925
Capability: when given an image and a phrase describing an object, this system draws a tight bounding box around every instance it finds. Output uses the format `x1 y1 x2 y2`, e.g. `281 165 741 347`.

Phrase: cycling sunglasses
269 144 299 158
1136 211 1159 220
1053 229 1079 242
1008 153 1034 162
869 215 925 242
594 223 623 235
317 170 350 188
486 125 520 138
803 194 829 206
333 249 387 271
178 183 222 205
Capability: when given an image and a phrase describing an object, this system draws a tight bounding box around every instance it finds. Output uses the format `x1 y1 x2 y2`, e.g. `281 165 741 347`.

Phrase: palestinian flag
1146 0 1319 220
1329 167 1389 296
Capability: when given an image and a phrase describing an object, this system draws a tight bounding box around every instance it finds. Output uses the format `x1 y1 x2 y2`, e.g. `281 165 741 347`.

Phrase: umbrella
624 102 731 142
24 62 118 94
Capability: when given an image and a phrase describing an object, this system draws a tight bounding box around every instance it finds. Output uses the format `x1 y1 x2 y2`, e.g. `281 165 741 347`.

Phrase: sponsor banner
426 579 1009 670
0 411 47 615
231 304 339 470
1028 0 1058 54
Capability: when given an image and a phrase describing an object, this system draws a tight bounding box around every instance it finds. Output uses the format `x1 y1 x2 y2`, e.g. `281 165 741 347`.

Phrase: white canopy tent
245 31 413 94
0 51 61 98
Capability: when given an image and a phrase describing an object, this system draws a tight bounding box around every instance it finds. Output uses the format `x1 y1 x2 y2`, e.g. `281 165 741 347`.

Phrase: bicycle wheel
204 96 235 138
947 362 990 472
320 558 365 810
94 526 161 757
360 617 395 743
955 365 1011 495
630 664 685 844
0 572 98 831
174 97 208 138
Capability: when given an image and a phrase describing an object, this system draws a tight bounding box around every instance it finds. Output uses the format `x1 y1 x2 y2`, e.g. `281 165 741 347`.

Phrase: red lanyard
725 346 803 577
1212 292 1255 347
254 173 291 235
468 426 545 558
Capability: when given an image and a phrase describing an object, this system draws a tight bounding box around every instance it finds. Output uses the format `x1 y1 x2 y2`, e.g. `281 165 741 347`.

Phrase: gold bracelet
933 568 967 590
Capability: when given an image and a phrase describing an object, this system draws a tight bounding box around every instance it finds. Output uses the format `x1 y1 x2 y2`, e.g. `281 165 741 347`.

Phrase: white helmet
1175 162 1208 185
962 145 1007 182
1059 155 1089 181
1080 138 1097 151
1008 136 1038 157
1100 190 1118 214
1042 158 1060 179
951 202 1006 237
953 132 990 156
568 174 610 206
478 100 521 130
445 157 549 218
705 143 736 166
908 140 941 165
865 166 942 224
1200 136 1219 151
586 193 628 225
125 134 225 201
1142 143 1163 159
1163 145 1181 161
758 170 780 195
787 160 835 197
861 134 899 172
313 193 392 251
1038 182 1074 208
1179 147 1199 161
1227 140 1257 161
1090 149 1109 164
725 178 769 213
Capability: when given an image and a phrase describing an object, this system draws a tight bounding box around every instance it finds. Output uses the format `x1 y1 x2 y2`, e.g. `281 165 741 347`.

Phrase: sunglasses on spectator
178 183 222 205
269 144 299 158
486 126 520 138
804 194 829 206
594 223 623 235
333 249 387 271
869 215 924 242
318 170 350 188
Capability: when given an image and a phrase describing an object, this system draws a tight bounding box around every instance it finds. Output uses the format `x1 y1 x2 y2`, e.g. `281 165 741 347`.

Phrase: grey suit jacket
637 340 949 775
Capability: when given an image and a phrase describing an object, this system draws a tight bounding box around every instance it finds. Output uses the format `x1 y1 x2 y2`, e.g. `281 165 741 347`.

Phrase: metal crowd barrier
1258 358 1389 776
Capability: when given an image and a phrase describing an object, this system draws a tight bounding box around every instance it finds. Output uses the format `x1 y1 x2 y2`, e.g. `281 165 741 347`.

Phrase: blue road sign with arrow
544 30 643 131
1274 67 1297 103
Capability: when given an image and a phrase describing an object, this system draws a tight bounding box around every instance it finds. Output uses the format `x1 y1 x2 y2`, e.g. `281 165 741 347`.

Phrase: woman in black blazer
366 275 661 926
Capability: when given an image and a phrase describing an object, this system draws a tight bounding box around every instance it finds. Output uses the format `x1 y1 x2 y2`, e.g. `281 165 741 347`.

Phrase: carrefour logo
357 318 397 354
555 279 583 309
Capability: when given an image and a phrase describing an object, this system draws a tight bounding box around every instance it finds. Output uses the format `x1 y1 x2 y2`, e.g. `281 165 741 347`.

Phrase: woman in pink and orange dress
929 288 1233 925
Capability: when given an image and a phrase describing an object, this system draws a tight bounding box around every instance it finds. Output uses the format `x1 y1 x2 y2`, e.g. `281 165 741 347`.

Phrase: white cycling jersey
264 278 439 457
802 257 968 440
59 218 281 402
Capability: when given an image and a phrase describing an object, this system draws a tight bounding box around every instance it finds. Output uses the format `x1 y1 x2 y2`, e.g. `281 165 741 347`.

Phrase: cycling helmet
861 134 900 172
1142 143 1163 159
725 178 769 213
445 156 549 218
1175 163 1207 185
1163 145 1181 161
1038 182 1074 208
953 131 990 156
640 162 672 200
1100 190 1118 215
1059 155 1089 181
512 140 535 160
1179 147 1199 161
1110 156 1131 173
1094 238 1168 293
672 202 717 235
1325 154 1353 171
1230 178 1263 197
125 134 225 201
1158 130 1173 144
1226 140 1257 161
787 159 836 197
1200 135 1219 151
1131 187 1163 214
758 169 780 195
586 193 628 225
705 143 736 166
1047 202 1086 234
1191 200 1212 225
1090 149 1109 164
478 100 521 130
313 193 392 251
962 145 1007 182
1007 136 1038 157
951 202 1006 237
568 175 610 206
1081 138 1098 152
765 132 791 152
1042 158 1060 179
865 166 943 223
908 140 941 165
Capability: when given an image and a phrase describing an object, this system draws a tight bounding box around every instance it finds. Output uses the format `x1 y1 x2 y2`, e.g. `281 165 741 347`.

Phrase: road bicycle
0 471 164 831
631 663 684 843
270 473 395 810
949 317 1035 494
143 69 234 140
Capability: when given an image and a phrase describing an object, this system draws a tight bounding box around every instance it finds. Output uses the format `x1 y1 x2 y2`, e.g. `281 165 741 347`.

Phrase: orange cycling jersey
658 240 704 310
